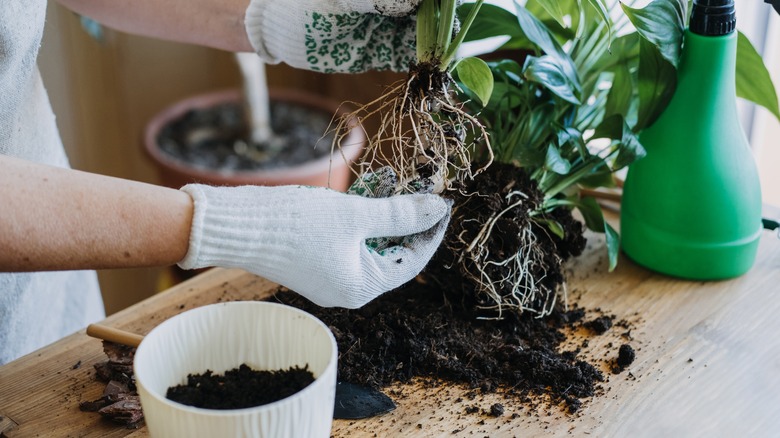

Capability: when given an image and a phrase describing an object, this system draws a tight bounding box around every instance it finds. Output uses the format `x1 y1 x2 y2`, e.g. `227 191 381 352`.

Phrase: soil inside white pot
156 101 335 172
166 364 315 410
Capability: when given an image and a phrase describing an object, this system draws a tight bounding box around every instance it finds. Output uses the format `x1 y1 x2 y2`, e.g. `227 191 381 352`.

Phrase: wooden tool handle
86 324 144 348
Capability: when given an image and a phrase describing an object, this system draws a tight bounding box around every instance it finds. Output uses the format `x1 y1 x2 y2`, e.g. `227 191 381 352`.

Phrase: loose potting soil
166 364 315 410
271 162 627 414
80 164 635 424
156 101 334 172
274 285 609 415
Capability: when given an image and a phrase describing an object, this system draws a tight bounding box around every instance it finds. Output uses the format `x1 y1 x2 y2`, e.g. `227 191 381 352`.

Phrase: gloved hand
178 184 450 308
244 0 421 73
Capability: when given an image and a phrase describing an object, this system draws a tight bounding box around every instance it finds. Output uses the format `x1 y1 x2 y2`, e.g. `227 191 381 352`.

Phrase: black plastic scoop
86 324 395 419
333 381 396 419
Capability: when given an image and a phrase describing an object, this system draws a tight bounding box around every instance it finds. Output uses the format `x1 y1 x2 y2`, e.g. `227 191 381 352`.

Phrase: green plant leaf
523 55 581 104
536 218 566 239
534 0 568 29
490 59 524 81
604 63 633 118
514 4 581 92
575 196 605 231
455 57 495 107
545 143 572 174
605 222 619 271
592 112 622 139
579 167 617 188
588 33 640 75
620 0 686 68
458 3 523 42
635 38 677 131
442 0 485 68
584 0 612 49
593 114 646 170
575 197 619 271
736 31 780 123
557 127 586 157
525 0 580 36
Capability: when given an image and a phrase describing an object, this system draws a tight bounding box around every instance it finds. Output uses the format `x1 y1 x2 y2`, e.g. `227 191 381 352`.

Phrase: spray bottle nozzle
690 0 736 36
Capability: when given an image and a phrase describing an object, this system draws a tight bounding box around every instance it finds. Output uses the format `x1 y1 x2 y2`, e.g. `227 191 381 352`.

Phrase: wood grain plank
2 227 780 437
0 269 277 438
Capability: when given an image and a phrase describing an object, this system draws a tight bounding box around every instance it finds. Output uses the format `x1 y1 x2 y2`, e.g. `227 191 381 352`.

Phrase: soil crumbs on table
166 364 315 410
273 281 634 417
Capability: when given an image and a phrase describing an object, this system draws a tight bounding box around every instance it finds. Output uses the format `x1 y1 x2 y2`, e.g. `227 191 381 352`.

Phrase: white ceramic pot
134 301 337 438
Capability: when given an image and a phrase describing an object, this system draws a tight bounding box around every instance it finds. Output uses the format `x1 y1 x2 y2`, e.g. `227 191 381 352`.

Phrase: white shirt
0 0 105 365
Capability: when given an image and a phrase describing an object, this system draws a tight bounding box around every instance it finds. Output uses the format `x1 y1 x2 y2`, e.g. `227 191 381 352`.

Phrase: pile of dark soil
274 283 609 414
166 364 315 410
272 163 627 415
156 101 334 172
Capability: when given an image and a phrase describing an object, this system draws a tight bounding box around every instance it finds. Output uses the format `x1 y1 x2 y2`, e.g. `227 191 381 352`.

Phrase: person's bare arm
0 154 193 271
54 0 253 52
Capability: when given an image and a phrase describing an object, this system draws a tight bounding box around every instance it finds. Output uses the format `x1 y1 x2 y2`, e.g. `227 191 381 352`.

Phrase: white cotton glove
244 0 421 73
178 184 450 309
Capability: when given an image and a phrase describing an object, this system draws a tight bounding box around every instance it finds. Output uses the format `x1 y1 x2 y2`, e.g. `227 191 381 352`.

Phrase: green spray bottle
620 0 763 279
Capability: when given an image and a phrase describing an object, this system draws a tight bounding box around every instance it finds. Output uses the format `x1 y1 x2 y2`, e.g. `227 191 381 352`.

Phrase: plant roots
428 163 586 319
332 61 491 194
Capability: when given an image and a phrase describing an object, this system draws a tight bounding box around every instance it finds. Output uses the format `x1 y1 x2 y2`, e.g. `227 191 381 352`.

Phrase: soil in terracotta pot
157 101 335 172
166 363 315 410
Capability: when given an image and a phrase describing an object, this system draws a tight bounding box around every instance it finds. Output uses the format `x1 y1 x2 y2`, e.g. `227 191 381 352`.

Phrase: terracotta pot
143 89 364 191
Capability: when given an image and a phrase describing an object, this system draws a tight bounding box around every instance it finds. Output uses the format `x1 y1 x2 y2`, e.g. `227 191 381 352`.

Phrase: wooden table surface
2 219 780 437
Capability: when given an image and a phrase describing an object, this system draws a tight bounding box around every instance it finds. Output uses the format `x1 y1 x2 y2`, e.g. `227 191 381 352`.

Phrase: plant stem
416 0 486 70
235 52 273 144
436 0 457 59
441 0 485 70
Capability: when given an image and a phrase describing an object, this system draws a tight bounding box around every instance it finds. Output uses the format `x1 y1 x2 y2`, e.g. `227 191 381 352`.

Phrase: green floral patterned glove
348 167 440 255
245 0 419 73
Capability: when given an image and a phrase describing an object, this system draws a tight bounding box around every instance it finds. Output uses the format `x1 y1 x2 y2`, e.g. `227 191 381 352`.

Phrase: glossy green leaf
604 63 633 118
620 0 686 68
557 127 586 157
593 114 646 170
455 57 495 107
605 222 620 271
537 218 566 239
579 167 617 188
576 196 605 231
575 197 619 270
458 3 522 42
534 0 568 29
584 0 612 49
612 126 644 170
524 55 581 104
490 59 524 82
545 143 572 174
589 33 640 75
736 31 780 123
592 113 622 139
635 38 677 131
514 4 582 92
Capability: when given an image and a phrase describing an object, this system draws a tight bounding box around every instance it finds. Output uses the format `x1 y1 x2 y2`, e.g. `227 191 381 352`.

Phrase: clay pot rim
143 88 364 186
